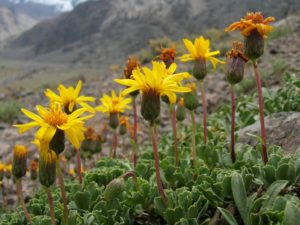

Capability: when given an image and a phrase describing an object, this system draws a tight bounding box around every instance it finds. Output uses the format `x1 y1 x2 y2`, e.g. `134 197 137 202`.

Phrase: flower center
44 102 68 127
245 12 264 23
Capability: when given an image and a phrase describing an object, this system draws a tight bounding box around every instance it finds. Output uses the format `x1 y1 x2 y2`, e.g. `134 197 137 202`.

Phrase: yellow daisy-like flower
225 12 275 39
115 61 191 104
179 36 224 69
45 80 95 113
95 90 132 114
14 102 93 149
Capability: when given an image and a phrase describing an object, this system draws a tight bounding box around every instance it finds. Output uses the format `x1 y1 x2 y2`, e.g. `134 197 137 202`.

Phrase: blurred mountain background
0 0 299 93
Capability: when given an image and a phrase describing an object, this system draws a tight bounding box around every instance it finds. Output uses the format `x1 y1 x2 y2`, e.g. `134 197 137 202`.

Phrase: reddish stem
199 81 208 144
190 111 196 166
132 97 138 167
46 188 56 225
56 160 68 224
149 125 168 203
16 179 33 225
76 148 83 184
253 61 268 164
112 129 118 158
230 85 236 163
171 106 179 166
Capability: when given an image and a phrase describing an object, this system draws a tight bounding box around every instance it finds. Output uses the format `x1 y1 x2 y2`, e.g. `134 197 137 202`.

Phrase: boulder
238 112 300 154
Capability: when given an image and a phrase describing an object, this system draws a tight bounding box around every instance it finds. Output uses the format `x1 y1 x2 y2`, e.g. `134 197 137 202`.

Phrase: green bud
109 112 119 129
50 129 65 156
119 123 127 136
103 178 125 200
193 59 207 80
141 91 160 123
226 57 246 85
39 150 57 188
176 105 186 122
244 30 264 60
12 145 28 179
184 91 198 111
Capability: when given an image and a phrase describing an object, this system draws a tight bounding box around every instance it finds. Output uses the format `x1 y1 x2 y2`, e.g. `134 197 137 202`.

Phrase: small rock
238 112 300 154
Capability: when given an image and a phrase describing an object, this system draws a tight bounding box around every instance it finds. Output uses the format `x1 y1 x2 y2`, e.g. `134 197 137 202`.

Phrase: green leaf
217 207 238 225
74 191 91 211
231 172 247 223
283 201 300 225
263 180 288 208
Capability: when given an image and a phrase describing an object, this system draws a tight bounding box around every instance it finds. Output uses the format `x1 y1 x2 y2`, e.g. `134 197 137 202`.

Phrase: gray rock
238 112 300 154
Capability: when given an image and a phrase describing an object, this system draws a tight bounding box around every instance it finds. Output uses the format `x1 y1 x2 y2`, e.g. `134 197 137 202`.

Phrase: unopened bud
193 59 207 80
103 178 125 200
176 106 186 122
109 112 119 129
12 145 28 179
39 150 57 188
226 42 248 85
30 160 38 181
183 83 199 111
119 123 127 136
141 90 160 123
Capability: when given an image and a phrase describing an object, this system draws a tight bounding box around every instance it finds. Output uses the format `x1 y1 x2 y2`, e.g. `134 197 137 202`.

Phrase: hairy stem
132 97 138 167
56 159 68 225
190 111 197 166
149 124 167 203
16 179 33 225
46 188 56 225
199 81 208 144
253 60 268 164
170 105 179 166
230 85 236 163
76 148 83 184
112 129 118 158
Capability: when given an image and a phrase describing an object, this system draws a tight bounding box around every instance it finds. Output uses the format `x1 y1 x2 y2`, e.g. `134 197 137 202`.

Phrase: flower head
124 57 140 79
115 61 191 104
180 36 224 69
226 42 248 85
225 12 275 39
14 102 93 149
30 160 38 171
115 61 191 122
13 145 28 159
96 90 132 115
12 145 28 179
45 80 95 114
159 46 176 67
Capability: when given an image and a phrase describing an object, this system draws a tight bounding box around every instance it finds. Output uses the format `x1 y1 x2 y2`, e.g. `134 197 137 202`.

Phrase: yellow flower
115 61 191 104
45 80 95 113
225 12 275 39
179 36 224 69
13 145 28 158
14 102 93 149
95 90 132 114
4 163 12 173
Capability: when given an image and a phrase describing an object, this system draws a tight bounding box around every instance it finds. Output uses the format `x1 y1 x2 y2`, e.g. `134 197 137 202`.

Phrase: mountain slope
3 0 300 66
0 0 58 42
